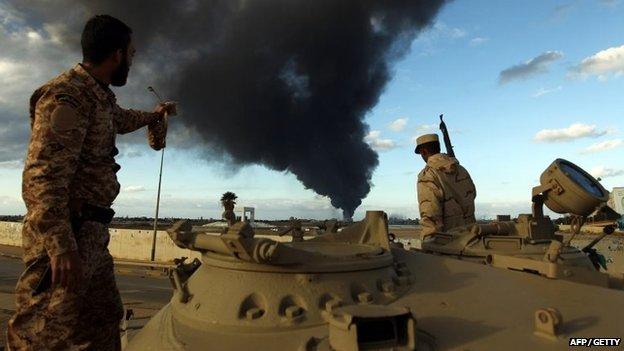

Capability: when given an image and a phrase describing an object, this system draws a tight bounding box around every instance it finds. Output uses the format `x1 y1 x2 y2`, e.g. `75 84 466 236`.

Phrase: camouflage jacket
22 64 167 261
417 153 477 237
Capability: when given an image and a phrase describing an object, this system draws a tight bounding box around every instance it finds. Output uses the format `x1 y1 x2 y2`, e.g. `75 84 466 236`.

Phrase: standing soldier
7 15 176 350
414 134 476 238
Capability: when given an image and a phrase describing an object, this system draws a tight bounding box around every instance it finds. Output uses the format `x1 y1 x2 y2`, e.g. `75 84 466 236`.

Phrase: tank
126 160 624 350
421 159 623 289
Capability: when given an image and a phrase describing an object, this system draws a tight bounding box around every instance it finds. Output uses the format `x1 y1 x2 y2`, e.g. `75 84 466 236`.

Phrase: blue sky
1 0 623 220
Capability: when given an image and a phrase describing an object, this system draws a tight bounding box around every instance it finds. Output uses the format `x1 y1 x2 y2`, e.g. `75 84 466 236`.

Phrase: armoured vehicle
421 158 623 289
127 159 624 350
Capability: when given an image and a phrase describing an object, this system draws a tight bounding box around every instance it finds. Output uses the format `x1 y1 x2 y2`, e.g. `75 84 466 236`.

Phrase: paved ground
0 250 173 347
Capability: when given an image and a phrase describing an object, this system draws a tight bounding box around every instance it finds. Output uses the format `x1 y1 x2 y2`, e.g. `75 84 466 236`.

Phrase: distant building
202 206 277 230
201 220 276 230
609 187 624 214
239 206 255 225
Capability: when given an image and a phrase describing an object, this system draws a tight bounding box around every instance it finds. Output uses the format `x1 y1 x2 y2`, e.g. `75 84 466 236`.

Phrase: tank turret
127 204 624 350
421 159 622 288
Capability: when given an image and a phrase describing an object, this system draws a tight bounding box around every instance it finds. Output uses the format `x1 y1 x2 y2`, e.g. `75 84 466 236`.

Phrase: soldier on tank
7 15 177 350
414 134 476 238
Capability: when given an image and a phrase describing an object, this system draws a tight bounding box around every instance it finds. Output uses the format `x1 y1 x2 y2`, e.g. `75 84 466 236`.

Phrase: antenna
148 86 166 261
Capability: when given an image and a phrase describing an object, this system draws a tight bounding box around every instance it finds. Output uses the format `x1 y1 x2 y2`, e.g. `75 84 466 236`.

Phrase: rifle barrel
439 114 455 157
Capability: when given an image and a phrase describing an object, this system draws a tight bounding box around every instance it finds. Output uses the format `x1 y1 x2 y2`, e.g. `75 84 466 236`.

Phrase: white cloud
534 123 607 142
411 124 439 144
365 130 396 152
0 4 198 162
580 139 623 154
0 6 81 162
590 166 624 179
387 117 408 132
532 85 562 98
414 21 468 55
26 30 41 41
418 22 467 40
499 51 563 85
123 185 146 193
450 27 467 39
469 37 489 46
0 160 23 169
366 130 381 139
0 14 75 111
0 195 23 211
415 124 437 133
570 44 624 80
118 146 145 158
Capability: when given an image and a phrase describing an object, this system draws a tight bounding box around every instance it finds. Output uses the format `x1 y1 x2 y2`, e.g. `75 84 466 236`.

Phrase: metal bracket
534 307 563 340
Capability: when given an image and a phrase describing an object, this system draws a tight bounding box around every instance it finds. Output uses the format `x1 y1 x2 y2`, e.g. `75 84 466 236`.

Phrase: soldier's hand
51 250 83 291
154 101 177 117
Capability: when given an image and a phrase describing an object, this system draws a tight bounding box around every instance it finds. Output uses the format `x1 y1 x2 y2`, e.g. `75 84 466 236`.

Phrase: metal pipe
151 149 165 261
148 86 166 262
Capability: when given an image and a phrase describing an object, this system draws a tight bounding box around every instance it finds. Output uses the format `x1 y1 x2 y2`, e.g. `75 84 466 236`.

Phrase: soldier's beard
111 54 130 87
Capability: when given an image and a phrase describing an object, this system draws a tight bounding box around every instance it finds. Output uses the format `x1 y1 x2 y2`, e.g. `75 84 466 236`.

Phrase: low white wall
108 228 201 262
0 222 22 247
0 221 200 263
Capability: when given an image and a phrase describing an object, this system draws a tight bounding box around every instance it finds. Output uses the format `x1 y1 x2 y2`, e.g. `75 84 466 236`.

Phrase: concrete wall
108 228 201 262
0 222 23 247
0 221 200 263
0 221 302 263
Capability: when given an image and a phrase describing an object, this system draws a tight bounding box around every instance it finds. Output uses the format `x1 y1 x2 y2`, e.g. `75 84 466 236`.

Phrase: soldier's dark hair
81 15 132 64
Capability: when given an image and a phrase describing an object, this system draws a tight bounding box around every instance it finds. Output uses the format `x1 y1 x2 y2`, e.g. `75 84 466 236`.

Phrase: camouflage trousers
6 221 124 350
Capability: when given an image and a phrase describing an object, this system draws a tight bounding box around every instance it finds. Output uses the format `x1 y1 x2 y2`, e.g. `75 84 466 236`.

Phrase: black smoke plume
11 0 446 217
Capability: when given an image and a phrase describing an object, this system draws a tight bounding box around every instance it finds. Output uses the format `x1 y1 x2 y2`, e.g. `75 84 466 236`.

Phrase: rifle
439 114 455 157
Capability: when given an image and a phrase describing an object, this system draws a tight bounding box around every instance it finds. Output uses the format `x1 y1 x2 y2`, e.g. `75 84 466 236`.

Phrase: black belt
71 203 115 233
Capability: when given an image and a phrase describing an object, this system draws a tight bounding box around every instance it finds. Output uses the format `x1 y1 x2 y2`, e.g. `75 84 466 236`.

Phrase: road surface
0 253 173 347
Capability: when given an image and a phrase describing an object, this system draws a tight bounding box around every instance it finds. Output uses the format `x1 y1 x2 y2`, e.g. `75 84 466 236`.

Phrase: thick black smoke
11 0 446 217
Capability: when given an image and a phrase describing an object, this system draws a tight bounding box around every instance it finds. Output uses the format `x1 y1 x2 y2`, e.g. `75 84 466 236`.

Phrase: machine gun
439 114 455 157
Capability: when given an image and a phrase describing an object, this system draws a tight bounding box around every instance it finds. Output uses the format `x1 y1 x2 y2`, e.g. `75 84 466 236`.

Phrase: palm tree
221 192 237 225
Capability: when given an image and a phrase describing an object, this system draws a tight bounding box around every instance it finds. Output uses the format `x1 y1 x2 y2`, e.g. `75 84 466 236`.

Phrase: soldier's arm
459 164 477 200
113 106 161 134
22 89 90 257
417 170 445 237
114 105 171 150
146 116 167 150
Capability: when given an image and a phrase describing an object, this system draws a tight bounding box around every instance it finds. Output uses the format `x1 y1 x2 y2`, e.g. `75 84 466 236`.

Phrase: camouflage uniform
417 153 476 238
7 64 166 350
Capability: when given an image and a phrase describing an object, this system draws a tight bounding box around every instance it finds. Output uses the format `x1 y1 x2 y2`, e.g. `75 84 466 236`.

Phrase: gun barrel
439 114 455 157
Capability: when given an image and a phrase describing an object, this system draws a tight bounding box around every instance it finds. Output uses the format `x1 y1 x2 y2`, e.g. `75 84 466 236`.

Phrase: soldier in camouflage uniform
415 134 476 238
6 15 176 350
